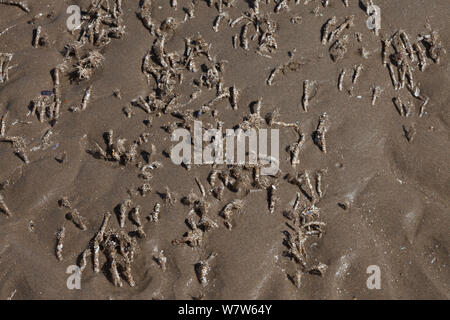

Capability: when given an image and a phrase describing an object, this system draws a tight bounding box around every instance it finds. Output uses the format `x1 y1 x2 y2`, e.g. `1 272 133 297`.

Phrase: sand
0 0 448 300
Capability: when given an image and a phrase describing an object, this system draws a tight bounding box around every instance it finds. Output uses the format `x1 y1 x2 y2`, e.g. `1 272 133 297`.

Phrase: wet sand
0 0 449 299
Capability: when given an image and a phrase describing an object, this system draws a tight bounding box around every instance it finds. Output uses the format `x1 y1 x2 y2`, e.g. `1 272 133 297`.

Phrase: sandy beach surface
0 0 448 299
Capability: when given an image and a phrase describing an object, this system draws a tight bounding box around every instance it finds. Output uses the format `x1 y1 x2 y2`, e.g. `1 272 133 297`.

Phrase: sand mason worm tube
105 243 123 287
268 184 278 214
413 42 427 72
302 80 317 112
352 64 363 84
0 194 12 217
240 23 250 50
122 255 135 287
195 252 217 287
213 12 228 32
93 211 111 273
67 209 87 230
331 15 355 42
81 86 93 111
221 199 244 229
130 206 143 227
313 113 329 154
0 112 7 137
229 85 239 110
399 30 416 62
148 203 161 223
371 86 382 106
0 0 30 13
78 248 91 272
33 26 41 48
119 199 132 228
418 96 429 118
195 177 206 197
0 53 13 83
387 62 399 90
321 16 336 45
338 69 346 91
315 169 327 198
55 226 66 261
153 250 167 272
